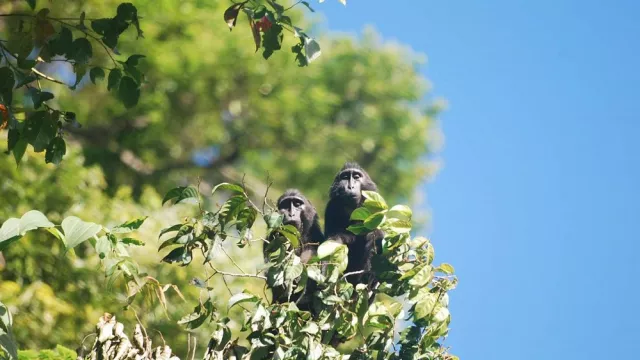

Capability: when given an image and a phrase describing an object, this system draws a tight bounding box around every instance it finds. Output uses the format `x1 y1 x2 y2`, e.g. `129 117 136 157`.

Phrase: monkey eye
293 200 303 207
353 173 361 180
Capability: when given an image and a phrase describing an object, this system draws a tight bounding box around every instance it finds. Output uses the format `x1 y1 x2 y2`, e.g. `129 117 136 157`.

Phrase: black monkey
265 189 324 309
323 162 384 287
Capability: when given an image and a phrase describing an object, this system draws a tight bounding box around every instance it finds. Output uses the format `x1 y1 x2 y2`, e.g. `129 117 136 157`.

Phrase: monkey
323 162 384 288
264 189 324 310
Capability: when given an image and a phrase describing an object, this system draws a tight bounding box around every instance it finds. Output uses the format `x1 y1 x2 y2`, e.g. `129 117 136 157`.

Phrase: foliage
0 1 146 165
0 301 18 360
1 181 457 359
222 0 324 66
1 0 442 206
17 345 76 360
0 0 446 357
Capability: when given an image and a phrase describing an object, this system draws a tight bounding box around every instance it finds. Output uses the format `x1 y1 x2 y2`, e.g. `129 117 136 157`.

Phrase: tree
0 0 447 358
1 184 458 359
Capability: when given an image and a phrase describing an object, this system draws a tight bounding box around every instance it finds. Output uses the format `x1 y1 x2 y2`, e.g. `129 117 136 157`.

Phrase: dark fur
266 189 324 309
324 162 384 287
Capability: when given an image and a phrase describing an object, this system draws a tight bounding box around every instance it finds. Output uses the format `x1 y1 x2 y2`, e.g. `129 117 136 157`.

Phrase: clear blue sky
320 1 640 358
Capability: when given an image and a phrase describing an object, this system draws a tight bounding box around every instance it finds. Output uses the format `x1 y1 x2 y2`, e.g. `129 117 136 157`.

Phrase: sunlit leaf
350 207 371 221
228 292 259 310
317 240 345 259
211 182 245 196
437 263 455 275
0 218 20 251
61 216 101 249
388 204 412 220
363 212 385 230
162 186 199 205
111 216 148 234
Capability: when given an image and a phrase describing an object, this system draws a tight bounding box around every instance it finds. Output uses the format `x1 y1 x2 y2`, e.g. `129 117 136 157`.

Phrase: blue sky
319 1 640 358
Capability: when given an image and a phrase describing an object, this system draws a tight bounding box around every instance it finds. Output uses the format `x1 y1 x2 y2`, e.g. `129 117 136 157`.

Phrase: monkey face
278 195 307 232
335 169 366 204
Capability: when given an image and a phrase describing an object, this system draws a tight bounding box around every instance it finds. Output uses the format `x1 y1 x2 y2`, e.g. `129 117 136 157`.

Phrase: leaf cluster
0 1 146 165
155 183 458 360
224 0 322 66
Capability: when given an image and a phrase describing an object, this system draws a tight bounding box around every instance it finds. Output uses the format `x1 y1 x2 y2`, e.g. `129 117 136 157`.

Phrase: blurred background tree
0 0 444 357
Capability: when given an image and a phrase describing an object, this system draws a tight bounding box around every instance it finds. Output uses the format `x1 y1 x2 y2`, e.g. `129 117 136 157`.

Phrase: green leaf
23 111 57 152
306 265 325 283
61 216 101 249
284 256 304 281
362 191 387 206
158 223 182 239
162 186 199 205
48 26 73 56
89 67 105 84
19 210 54 233
264 212 283 230
413 293 438 320
408 264 432 287
346 224 368 235
125 54 145 66
301 322 319 335
388 205 412 220
45 137 66 165
95 236 111 259
0 301 18 360
69 38 92 64
228 292 259 310
437 263 455 275
432 306 449 323
27 89 55 110
25 0 36 10
120 237 144 246
12 138 27 166
350 207 371 221
161 246 193 266
301 1 315 12
14 72 36 89
317 240 345 259
90 18 112 36
424 242 435 265
46 228 65 245
278 228 300 248
224 2 245 30
291 39 308 67
0 218 20 251
7 129 18 152
117 76 140 108
303 36 321 63
116 3 137 21
363 212 385 230
111 216 148 234
211 182 245 196
17 57 37 70
107 68 122 91
386 219 412 234
262 24 283 59
336 311 357 338
0 67 15 95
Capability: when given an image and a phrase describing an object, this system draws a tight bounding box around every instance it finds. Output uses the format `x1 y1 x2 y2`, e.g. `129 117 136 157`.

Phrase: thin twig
219 244 247 274
32 67 67 85
190 336 196 360
284 1 302 12
209 265 267 280
342 270 366 279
